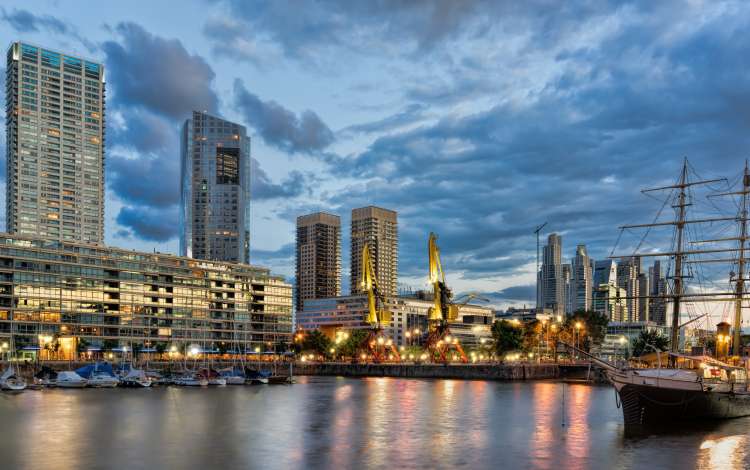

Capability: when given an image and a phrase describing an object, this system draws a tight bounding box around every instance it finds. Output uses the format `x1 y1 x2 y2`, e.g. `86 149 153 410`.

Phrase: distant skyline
2 1 749 310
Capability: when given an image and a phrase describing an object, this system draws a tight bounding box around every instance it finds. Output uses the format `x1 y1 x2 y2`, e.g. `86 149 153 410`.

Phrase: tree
155 342 168 358
76 337 90 354
631 330 669 357
492 320 523 357
337 329 369 358
562 310 609 351
300 330 333 357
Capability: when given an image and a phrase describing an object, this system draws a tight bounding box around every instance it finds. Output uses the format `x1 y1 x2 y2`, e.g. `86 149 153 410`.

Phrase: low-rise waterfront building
297 294 493 349
0 234 292 359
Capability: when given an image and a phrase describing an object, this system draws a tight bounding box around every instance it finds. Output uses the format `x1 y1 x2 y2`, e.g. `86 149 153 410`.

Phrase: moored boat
120 368 152 388
0 365 27 392
55 371 88 388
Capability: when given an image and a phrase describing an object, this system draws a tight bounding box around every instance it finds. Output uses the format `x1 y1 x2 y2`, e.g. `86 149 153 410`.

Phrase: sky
2 0 750 314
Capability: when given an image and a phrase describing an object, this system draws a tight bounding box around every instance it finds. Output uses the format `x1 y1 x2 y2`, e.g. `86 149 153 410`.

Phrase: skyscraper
649 260 667 325
6 42 105 243
296 212 341 312
593 260 617 287
538 233 565 314
617 257 640 322
180 111 250 264
638 272 650 322
350 206 398 298
571 244 593 312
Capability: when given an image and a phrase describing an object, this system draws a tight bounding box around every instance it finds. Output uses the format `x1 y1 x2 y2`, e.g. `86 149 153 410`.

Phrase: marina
1 377 749 470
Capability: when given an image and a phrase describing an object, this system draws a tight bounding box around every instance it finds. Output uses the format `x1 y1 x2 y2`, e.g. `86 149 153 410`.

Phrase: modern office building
295 212 341 313
180 111 250 264
593 284 627 322
593 260 617 287
5 42 106 244
297 294 493 348
637 272 650 322
350 206 398 298
617 257 640 322
538 233 565 314
649 260 668 325
570 244 593 312
0 233 292 360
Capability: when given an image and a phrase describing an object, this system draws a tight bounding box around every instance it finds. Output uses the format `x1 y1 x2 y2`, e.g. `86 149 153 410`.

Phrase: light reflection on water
1 378 749 469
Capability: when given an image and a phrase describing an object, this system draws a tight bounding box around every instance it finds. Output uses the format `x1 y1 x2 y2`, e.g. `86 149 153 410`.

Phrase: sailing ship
601 159 750 431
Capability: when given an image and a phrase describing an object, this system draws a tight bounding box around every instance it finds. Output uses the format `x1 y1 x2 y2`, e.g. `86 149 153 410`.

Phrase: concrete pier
293 362 560 380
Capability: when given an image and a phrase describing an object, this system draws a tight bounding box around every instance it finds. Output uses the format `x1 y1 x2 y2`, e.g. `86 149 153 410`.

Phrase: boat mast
733 161 749 356
670 160 688 353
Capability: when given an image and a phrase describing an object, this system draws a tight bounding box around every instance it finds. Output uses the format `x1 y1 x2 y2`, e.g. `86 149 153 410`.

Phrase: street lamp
575 322 583 359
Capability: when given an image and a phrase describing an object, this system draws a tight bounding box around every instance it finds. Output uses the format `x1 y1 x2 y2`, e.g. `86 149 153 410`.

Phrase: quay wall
292 363 560 380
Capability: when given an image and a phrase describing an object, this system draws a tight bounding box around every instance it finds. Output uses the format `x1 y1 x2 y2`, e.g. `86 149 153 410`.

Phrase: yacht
0 365 27 392
55 371 88 388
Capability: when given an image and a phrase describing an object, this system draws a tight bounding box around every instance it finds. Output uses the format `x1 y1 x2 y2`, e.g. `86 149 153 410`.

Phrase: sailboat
76 361 119 388
1 312 27 392
601 160 750 431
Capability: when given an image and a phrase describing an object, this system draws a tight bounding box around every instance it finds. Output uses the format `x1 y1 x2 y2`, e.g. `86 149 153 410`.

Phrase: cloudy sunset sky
2 1 750 311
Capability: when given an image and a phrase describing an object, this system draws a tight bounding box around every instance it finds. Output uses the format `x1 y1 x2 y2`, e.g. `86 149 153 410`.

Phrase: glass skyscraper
180 111 251 264
5 42 106 244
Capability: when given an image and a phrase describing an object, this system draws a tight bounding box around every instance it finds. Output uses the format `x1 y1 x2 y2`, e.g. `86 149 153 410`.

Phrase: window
216 147 239 185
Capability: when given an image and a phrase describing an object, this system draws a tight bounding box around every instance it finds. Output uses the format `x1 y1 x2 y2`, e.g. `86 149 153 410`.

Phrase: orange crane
358 243 401 362
425 233 468 363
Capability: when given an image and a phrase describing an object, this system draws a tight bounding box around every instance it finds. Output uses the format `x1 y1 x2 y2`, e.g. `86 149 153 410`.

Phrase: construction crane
424 233 468 363
358 243 401 362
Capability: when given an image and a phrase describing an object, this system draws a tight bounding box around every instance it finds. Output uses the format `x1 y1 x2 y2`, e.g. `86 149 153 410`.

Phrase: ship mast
733 162 749 355
611 159 728 354
670 162 688 353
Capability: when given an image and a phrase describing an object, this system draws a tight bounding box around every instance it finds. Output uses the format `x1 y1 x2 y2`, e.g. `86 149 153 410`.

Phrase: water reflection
1 379 750 469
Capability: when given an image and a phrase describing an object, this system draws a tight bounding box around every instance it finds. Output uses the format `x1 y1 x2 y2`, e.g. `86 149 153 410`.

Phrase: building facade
649 260 668 325
295 212 341 313
593 260 617 287
538 233 565 315
350 206 398 298
570 244 593 312
593 284 627 322
6 42 106 244
298 295 493 348
617 257 640 322
180 111 251 264
0 234 292 358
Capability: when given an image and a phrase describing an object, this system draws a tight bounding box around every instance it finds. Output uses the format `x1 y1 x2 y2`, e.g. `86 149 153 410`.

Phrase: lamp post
575 322 582 360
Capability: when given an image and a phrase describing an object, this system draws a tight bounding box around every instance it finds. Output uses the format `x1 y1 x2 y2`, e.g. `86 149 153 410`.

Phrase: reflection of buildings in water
564 384 592 465
363 377 393 468
698 435 749 470
529 383 557 468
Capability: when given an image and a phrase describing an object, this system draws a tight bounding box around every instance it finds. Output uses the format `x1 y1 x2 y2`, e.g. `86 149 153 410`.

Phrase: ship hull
616 382 750 432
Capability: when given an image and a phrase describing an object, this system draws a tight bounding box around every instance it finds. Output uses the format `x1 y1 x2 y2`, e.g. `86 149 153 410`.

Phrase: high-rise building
180 111 250 264
571 244 593 312
617 257 640 322
350 206 398 298
296 212 341 313
649 260 668 325
6 42 106 243
638 272 650 322
538 233 565 314
593 260 617 287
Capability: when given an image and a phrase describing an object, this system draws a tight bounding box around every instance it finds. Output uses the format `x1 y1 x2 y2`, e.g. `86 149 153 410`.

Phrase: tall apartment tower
6 42 105 243
295 212 341 312
538 233 565 314
617 257 640 322
350 206 398 298
637 272 650 322
649 260 667 325
570 244 593 312
180 111 250 264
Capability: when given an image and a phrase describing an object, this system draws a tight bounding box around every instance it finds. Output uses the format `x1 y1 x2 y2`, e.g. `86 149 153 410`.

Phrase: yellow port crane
425 233 468 363
358 243 400 362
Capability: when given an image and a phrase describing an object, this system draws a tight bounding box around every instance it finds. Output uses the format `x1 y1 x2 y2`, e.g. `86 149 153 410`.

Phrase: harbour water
0 377 748 469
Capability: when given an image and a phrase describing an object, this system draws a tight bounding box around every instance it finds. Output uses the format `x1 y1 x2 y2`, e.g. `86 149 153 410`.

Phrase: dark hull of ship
618 383 750 433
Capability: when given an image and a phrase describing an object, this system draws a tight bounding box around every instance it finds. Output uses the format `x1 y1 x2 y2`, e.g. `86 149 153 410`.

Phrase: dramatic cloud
108 155 179 208
251 158 308 200
102 22 219 120
116 206 179 243
1 7 69 34
234 79 334 154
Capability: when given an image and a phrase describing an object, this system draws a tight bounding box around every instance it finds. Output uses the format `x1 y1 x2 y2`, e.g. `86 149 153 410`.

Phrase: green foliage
300 330 334 357
102 339 119 350
337 329 370 358
154 342 168 355
492 320 523 356
76 337 90 353
563 310 609 351
631 330 669 357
